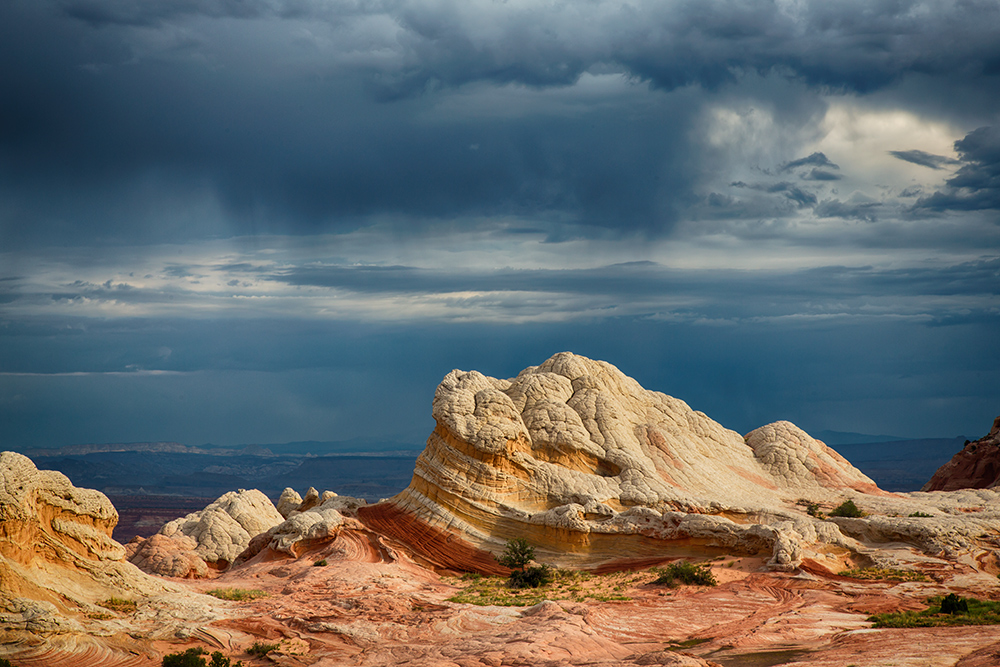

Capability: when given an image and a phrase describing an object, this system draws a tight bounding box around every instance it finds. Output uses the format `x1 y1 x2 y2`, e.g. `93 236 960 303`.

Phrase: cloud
801 168 841 181
814 198 880 222
780 152 839 172
888 149 960 170
915 126 1000 211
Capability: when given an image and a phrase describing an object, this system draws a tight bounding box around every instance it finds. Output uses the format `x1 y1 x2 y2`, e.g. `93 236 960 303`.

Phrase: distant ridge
815 430 910 446
19 438 423 459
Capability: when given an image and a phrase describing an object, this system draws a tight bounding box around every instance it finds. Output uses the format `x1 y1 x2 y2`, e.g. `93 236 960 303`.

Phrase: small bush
829 499 864 518
495 538 535 571
508 565 553 589
652 561 717 587
313 559 328 567
908 511 933 518
99 597 137 614
246 641 280 657
0 657 18 667
205 588 268 602
162 648 206 667
806 503 823 517
941 593 969 615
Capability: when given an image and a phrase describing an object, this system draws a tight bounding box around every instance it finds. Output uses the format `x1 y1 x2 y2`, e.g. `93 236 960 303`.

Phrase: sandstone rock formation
923 416 1000 491
361 352 1000 575
0 451 234 655
127 489 283 577
235 491 371 564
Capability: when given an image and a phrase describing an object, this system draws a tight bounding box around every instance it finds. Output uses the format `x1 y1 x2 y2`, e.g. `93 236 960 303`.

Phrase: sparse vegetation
246 640 280 657
446 567 638 606
829 499 865 518
0 658 18 667
837 567 929 582
869 595 1000 628
806 503 823 518
99 597 137 614
908 511 933 518
161 647 244 667
205 588 268 602
651 561 718 588
313 559 328 567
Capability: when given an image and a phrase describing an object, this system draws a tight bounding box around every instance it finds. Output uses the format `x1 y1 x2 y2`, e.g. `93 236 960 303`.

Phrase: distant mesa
359 352 1000 574
923 416 1000 492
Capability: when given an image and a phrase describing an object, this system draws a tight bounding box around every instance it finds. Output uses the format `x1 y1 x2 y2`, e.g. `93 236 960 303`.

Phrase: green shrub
162 648 208 667
652 561 717 587
829 499 864 518
495 538 535 571
908 511 933 518
806 503 823 517
205 588 268 602
313 559 328 567
246 641 279 657
508 565 553 589
162 648 244 667
0 657 18 667
941 593 969 615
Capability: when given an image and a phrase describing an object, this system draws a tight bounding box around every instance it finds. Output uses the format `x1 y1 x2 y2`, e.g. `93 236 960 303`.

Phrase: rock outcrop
127 489 283 577
923 416 1000 491
361 353 1000 574
0 451 230 645
235 490 370 564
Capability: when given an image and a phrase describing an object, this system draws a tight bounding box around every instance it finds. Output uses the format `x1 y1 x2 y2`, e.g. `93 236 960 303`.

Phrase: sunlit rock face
363 353 1000 573
923 416 1000 492
0 452 176 632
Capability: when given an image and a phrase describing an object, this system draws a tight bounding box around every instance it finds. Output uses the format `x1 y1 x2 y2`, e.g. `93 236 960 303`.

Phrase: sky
1 0 998 450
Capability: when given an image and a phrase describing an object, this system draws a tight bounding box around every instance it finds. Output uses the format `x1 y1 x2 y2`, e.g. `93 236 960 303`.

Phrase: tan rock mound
366 352 1000 574
128 489 283 577
923 416 1000 491
0 451 230 645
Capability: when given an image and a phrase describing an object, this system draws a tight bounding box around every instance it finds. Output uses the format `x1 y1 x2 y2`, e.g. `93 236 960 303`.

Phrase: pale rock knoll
362 352 1000 575
127 489 283 577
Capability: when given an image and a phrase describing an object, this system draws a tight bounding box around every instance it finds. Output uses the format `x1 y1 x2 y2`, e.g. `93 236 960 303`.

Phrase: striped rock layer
367 352 1000 572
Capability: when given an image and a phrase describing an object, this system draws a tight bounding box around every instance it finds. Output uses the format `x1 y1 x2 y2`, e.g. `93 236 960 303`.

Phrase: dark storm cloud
267 257 1000 315
729 181 817 207
916 126 1000 212
814 199 881 222
2 0 1000 248
779 152 839 172
801 169 841 181
889 149 960 170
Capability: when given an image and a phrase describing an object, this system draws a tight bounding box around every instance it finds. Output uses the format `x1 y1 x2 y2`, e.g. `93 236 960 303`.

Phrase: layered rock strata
371 352 1000 573
923 416 1000 491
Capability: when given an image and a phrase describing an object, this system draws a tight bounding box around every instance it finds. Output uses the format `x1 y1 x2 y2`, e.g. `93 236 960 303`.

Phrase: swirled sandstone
364 352 1000 572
